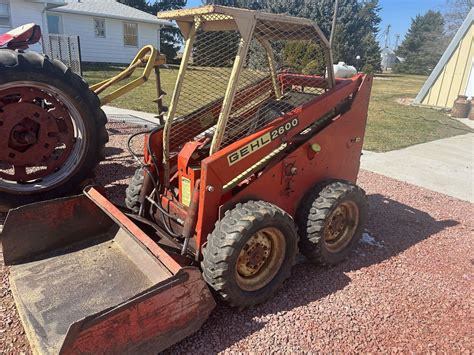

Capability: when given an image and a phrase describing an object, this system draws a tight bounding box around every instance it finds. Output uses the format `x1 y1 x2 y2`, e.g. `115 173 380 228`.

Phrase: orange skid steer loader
2 6 372 354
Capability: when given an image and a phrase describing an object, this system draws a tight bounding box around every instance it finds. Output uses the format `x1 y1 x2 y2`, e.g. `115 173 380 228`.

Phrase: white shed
381 47 396 71
0 0 172 64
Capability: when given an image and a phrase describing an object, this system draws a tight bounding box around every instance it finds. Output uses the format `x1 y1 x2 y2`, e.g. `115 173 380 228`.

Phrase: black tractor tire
0 50 108 211
202 200 298 307
125 168 145 213
296 181 368 266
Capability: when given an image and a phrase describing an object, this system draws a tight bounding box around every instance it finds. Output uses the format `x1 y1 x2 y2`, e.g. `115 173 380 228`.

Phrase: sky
378 0 446 48
184 0 448 49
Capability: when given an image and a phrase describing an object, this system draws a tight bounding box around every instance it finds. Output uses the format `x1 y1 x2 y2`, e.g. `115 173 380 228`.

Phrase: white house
0 0 172 63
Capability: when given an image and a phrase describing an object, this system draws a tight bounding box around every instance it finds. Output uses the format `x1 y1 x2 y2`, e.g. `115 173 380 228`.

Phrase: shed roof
51 0 173 26
381 47 395 55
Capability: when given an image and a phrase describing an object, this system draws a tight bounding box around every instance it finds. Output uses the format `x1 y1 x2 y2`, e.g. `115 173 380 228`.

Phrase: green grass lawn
83 64 179 112
83 65 472 152
83 64 234 117
365 74 471 151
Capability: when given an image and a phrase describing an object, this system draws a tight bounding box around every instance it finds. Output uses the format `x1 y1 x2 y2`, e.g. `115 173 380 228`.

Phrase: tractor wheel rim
0 81 87 194
323 201 359 253
235 227 286 292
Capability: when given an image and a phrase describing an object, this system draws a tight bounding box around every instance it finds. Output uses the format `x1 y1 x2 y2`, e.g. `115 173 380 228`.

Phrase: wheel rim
0 81 87 194
235 227 286 292
323 201 359 253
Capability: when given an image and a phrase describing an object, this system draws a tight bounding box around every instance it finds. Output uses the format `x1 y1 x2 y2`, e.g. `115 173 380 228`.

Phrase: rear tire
202 200 298 307
296 181 367 266
0 50 108 211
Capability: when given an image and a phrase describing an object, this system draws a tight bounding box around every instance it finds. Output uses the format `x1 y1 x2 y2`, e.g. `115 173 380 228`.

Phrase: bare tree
445 0 473 35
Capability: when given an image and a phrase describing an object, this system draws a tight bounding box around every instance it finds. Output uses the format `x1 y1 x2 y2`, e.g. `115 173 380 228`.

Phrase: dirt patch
396 97 414 106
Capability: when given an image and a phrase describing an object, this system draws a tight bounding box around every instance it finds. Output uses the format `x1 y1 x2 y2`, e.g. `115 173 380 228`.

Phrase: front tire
0 50 108 210
202 200 298 307
125 168 145 213
296 181 368 266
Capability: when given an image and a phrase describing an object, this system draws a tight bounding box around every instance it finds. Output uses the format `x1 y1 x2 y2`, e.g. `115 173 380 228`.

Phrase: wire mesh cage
223 18 331 147
160 6 333 157
168 15 240 152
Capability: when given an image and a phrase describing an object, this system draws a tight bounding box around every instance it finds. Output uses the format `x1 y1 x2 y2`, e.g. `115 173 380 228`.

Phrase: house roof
25 0 66 9
51 0 173 26
415 7 474 104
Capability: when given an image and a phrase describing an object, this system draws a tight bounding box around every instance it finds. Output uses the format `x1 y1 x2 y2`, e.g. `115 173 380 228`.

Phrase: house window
94 18 105 38
0 1 10 28
47 13 63 34
123 22 138 47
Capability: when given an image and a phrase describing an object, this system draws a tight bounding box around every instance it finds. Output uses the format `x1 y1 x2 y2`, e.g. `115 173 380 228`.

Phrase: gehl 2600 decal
227 118 299 166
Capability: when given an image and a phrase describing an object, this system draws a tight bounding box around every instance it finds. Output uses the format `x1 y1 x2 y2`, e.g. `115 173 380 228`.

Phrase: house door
465 59 474 99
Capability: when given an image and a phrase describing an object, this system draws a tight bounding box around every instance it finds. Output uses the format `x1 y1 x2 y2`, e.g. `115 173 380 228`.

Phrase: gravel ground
1 122 473 353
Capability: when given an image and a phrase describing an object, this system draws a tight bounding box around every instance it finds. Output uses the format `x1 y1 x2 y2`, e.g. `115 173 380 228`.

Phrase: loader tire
125 168 145 213
0 50 108 211
296 181 367 266
202 200 298 307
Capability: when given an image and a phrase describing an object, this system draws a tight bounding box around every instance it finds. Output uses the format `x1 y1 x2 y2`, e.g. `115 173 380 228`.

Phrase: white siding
0 0 45 52
0 1 162 63
58 12 161 63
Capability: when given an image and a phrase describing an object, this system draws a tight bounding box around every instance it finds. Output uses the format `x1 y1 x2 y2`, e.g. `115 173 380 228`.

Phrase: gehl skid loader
2 6 372 354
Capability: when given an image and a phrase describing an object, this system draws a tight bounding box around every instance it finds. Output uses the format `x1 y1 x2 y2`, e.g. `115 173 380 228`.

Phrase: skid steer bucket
2 187 215 354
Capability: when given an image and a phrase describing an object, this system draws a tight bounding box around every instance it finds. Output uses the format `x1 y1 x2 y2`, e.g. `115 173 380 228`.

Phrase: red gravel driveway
1 122 472 353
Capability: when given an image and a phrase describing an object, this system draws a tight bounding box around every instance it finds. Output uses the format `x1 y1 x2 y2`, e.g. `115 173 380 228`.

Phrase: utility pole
394 34 400 50
329 0 339 49
327 0 339 88
384 24 391 49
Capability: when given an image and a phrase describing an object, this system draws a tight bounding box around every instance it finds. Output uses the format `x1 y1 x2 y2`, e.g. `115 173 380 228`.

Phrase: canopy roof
158 5 329 46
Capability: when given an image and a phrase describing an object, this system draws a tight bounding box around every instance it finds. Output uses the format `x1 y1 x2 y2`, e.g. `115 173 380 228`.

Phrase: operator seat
0 24 42 50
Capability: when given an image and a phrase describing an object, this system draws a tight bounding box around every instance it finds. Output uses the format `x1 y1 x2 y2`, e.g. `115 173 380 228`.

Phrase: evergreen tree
150 0 186 61
394 11 447 75
360 32 380 73
117 0 148 11
358 0 382 71
195 0 382 72
240 0 382 71
283 41 322 73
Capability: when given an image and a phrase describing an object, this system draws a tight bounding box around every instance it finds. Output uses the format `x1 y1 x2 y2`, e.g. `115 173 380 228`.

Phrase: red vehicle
3 6 372 354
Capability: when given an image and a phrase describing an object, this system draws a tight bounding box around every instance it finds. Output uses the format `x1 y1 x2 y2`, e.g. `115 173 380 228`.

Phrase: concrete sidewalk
102 105 162 126
452 117 474 129
361 133 473 203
